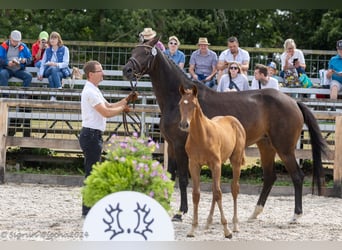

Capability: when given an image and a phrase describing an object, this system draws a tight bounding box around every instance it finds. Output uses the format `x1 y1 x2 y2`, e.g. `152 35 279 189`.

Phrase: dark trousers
78 127 103 216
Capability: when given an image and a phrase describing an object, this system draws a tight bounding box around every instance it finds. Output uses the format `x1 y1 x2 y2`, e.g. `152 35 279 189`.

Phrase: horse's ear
192 85 198 97
179 84 185 95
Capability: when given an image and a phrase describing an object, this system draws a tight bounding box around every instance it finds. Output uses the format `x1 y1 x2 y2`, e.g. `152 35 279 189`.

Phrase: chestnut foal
178 85 246 239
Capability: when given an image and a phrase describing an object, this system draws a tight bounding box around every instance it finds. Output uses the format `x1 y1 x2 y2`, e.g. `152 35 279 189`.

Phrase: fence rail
0 96 341 197
15 39 337 79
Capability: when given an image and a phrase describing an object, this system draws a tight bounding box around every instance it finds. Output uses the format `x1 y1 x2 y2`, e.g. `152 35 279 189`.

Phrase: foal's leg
249 139 277 221
230 159 241 232
206 163 232 239
187 162 201 237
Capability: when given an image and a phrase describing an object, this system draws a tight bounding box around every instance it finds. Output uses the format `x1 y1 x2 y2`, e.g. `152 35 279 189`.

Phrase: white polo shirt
218 48 250 65
81 81 107 132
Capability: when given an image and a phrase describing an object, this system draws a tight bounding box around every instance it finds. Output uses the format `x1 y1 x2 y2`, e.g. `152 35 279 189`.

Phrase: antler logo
102 202 154 240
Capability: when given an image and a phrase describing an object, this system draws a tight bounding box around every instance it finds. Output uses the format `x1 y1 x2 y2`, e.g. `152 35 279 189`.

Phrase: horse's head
178 85 199 132
122 36 160 81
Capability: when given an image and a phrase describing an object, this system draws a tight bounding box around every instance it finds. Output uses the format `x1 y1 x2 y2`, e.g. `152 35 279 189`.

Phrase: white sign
83 191 174 241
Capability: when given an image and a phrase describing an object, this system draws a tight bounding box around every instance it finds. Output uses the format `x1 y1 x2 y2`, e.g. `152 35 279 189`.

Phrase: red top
32 40 47 65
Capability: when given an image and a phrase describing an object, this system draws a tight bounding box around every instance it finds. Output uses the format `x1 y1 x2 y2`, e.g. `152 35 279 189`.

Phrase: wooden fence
0 94 342 197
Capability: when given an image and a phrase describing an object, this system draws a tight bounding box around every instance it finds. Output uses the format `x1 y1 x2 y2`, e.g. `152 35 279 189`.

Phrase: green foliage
82 134 174 212
0 9 339 49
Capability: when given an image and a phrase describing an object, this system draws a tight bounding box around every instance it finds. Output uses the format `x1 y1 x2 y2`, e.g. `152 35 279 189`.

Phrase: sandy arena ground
0 183 342 241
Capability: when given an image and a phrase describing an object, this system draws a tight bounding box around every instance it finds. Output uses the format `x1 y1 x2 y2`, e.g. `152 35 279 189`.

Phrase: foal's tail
297 102 329 195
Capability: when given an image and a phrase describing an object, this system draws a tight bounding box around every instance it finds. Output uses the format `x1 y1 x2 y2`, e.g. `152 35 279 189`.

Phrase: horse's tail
297 101 329 195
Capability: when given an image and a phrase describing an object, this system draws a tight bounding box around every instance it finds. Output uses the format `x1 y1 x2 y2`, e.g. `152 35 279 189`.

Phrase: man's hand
126 91 139 103
123 104 130 113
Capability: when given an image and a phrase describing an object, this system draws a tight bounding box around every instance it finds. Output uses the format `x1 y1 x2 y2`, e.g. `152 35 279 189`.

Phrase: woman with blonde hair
280 38 306 81
216 61 249 92
38 31 71 100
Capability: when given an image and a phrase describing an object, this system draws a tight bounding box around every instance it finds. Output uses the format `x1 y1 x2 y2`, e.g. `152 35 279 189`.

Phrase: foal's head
179 85 199 132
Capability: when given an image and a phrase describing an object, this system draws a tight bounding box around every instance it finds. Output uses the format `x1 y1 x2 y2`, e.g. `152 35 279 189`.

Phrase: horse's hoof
225 233 233 239
289 213 302 224
172 214 183 222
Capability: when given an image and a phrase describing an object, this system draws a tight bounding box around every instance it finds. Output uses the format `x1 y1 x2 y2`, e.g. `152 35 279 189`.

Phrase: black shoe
82 204 91 217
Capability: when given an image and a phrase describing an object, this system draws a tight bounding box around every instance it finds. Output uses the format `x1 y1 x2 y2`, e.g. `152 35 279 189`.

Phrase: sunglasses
230 66 238 70
169 42 178 46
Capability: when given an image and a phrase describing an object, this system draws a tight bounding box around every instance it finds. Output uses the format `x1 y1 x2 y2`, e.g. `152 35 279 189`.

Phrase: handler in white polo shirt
79 60 137 217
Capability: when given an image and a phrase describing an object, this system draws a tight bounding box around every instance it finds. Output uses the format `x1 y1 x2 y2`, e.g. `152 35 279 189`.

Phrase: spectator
38 31 71 101
217 62 249 92
267 61 283 83
0 30 32 88
139 27 165 51
326 39 342 101
251 63 279 90
217 36 250 82
31 31 49 68
79 60 137 217
189 37 218 89
280 38 306 86
164 35 185 70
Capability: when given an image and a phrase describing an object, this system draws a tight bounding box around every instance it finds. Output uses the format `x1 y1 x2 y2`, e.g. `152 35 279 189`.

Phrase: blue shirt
164 49 185 66
328 54 342 84
189 49 217 76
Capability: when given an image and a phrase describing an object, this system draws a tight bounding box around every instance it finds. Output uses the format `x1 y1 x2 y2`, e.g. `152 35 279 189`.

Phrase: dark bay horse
122 37 328 223
179 85 246 238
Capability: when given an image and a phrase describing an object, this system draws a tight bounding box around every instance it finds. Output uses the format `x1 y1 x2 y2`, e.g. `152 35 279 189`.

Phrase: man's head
254 63 268 80
83 60 104 85
10 30 22 46
227 36 239 54
197 37 210 53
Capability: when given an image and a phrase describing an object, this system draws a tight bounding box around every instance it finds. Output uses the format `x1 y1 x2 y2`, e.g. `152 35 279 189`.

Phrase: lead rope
122 78 142 136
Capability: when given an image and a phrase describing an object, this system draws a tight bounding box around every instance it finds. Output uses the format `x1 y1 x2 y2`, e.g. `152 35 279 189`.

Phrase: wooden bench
8 67 153 90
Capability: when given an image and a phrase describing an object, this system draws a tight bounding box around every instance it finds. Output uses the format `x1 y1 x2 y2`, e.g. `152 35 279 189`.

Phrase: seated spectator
326 39 342 101
251 63 279 90
267 61 283 83
280 38 306 86
139 27 165 51
164 35 185 70
217 36 250 82
38 31 71 101
32 31 49 68
189 37 218 89
217 62 249 92
0 30 32 88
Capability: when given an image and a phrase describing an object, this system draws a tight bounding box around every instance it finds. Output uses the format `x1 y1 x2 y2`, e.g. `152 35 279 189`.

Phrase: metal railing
18 39 337 80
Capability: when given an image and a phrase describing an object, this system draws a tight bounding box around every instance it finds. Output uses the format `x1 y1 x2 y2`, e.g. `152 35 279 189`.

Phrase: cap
168 36 180 45
267 61 277 70
197 37 210 45
336 40 342 50
39 31 49 41
10 30 22 41
140 28 157 41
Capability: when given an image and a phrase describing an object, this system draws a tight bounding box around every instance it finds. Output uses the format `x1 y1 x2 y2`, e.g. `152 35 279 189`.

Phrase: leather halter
127 44 157 80
122 44 157 136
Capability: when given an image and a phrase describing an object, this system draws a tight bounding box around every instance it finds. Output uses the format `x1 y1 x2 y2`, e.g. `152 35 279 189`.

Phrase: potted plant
82 133 174 212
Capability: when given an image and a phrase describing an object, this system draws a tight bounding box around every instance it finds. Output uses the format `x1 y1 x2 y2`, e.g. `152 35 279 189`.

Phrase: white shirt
218 47 250 64
218 47 250 74
217 73 249 92
81 81 107 131
251 77 279 90
280 49 305 71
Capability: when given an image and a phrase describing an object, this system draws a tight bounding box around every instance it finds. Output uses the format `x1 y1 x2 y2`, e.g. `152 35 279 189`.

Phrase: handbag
299 73 313 88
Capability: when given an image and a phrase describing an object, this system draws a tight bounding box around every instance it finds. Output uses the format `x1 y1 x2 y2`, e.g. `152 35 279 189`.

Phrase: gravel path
0 183 342 241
